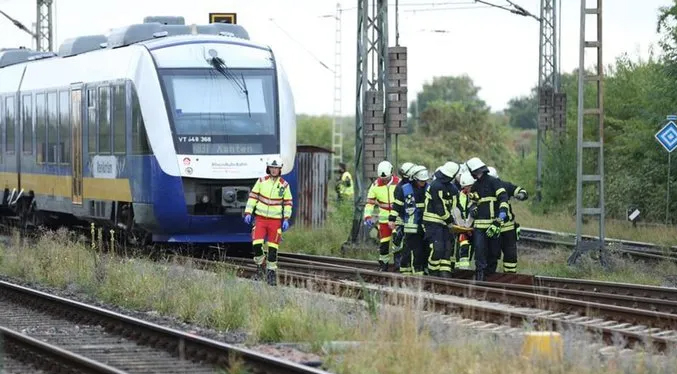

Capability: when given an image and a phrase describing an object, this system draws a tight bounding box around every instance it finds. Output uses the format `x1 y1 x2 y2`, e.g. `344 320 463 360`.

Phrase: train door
70 86 83 204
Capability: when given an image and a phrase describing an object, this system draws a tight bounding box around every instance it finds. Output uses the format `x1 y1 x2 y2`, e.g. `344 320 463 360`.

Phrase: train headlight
223 190 236 203
201 194 210 204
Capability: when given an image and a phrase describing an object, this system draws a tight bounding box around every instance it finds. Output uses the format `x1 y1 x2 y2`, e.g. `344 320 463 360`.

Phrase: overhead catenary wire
268 18 334 74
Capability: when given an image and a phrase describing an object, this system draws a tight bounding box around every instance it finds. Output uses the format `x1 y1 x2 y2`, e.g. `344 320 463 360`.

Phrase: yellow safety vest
245 176 293 220
338 171 354 197
364 176 400 223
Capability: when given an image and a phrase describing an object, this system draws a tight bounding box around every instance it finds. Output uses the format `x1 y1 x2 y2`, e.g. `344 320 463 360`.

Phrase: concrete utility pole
568 0 607 267
535 0 566 202
36 0 54 52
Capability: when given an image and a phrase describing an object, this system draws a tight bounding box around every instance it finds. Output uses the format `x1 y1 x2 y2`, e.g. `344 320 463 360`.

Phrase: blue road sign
667 115 677 121
656 120 677 153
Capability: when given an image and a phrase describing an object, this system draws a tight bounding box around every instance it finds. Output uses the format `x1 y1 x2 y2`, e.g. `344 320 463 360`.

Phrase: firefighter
243 157 293 286
465 157 510 281
364 160 400 271
487 166 528 273
422 161 461 277
451 171 476 270
389 165 429 275
389 162 418 271
335 162 354 201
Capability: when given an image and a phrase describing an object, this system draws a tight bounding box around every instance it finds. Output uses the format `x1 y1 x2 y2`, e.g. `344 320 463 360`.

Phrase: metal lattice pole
535 0 557 202
36 0 54 52
331 3 344 174
348 0 388 245
568 0 606 267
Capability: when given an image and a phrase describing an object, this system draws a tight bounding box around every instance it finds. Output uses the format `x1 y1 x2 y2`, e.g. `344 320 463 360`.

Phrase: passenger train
0 17 298 244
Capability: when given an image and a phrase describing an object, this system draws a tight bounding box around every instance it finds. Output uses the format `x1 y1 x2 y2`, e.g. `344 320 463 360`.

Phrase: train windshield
160 68 279 155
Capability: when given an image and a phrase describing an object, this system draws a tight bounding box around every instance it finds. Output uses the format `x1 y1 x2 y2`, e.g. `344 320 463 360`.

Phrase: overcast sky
0 0 671 115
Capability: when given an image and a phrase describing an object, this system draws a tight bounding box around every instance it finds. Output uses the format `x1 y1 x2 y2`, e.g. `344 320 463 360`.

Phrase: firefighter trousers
499 227 518 273
472 228 501 281
377 222 393 265
423 223 454 276
252 216 282 270
400 231 427 275
456 233 473 269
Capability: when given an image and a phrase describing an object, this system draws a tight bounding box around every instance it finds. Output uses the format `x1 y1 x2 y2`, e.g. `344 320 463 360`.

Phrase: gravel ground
0 357 47 374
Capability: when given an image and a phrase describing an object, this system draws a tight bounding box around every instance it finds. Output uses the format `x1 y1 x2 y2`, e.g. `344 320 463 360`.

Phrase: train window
113 85 126 154
5 96 15 153
131 88 151 154
36 93 46 163
87 88 96 154
47 92 57 163
98 86 111 154
22 94 32 154
59 91 70 164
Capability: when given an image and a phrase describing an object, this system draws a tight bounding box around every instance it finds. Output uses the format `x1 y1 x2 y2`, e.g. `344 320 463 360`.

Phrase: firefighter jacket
469 173 509 230
389 179 427 233
364 176 400 223
245 176 293 220
387 178 410 225
423 171 460 226
337 171 354 197
497 179 526 232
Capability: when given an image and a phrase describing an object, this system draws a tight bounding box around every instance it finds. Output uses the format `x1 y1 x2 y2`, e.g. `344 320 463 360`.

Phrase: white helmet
456 163 468 182
466 157 487 174
438 161 460 179
459 171 475 188
266 156 283 174
377 160 393 178
487 166 498 178
410 165 430 182
398 162 417 179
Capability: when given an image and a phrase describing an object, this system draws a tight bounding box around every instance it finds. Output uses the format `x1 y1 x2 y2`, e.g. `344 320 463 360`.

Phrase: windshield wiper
208 56 252 118
240 73 251 118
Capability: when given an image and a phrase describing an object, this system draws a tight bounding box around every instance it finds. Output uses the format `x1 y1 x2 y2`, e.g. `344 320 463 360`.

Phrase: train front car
140 33 297 243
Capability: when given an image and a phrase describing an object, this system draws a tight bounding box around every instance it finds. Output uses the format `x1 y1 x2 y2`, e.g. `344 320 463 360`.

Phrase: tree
503 90 538 129
409 75 489 122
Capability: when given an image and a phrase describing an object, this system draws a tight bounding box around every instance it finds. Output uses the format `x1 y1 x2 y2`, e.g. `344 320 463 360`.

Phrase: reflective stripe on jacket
245 176 293 220
364 176 400 223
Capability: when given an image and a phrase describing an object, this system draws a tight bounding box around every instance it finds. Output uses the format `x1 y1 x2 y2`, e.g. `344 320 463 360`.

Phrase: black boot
378 261 389 272
439 271 451 278
253 264 265 281
393 252 402 272
475 270 486 282
266 269 277 286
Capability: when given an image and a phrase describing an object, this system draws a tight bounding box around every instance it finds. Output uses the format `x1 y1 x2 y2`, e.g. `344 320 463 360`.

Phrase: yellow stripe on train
0 172 132 202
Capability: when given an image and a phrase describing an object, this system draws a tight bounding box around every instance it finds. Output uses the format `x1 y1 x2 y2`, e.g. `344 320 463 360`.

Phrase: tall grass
0 230 676 373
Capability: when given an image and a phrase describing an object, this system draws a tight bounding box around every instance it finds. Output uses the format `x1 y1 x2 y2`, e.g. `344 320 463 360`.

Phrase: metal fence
295 145 332 228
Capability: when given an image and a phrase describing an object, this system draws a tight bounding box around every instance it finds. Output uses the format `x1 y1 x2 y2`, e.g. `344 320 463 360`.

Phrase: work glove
498 211 507 222
364 216 375 227
467 192 480 201
515 190 528 201
486 220 502 238
515 223 521 240
244 214 252 225
282 219 290 232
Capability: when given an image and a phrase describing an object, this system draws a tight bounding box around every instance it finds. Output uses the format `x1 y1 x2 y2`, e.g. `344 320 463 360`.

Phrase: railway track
276 252 677 312
178 255 677 352
0 279 329 374
519 227 677 263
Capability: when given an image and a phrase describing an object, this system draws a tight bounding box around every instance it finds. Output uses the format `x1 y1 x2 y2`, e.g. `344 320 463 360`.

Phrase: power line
268 18 334 73
474 0 540 21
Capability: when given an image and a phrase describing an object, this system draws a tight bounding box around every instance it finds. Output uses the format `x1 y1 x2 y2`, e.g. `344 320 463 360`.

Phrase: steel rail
214 259 677 352
0 280 329 374
0 325 127 374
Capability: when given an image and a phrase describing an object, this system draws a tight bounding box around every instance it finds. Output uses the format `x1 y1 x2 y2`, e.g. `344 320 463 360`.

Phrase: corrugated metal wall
296 145 331 228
